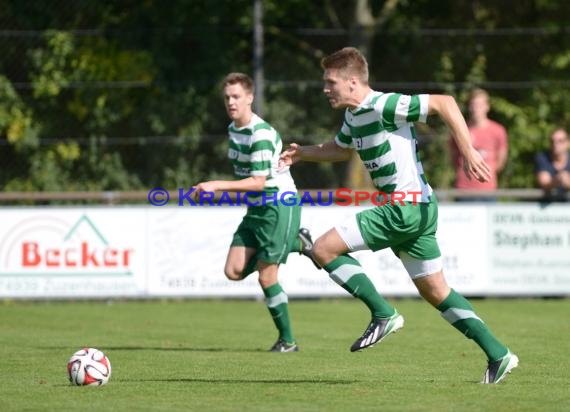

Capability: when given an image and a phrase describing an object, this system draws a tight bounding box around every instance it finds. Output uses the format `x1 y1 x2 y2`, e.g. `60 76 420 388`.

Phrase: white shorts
334 214 443 280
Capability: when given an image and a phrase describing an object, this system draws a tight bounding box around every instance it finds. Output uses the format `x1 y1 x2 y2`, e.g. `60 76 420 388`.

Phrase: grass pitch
1 298 568 411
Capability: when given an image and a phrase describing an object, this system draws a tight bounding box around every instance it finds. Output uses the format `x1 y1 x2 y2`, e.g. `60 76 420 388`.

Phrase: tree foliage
0 0 568 193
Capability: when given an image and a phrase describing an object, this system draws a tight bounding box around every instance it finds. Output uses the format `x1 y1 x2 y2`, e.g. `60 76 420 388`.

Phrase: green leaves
0 0 568 194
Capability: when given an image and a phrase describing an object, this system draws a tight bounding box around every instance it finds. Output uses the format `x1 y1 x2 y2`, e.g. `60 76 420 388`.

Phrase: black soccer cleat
269 339 299 353
298 227 321 269
350 312 404 352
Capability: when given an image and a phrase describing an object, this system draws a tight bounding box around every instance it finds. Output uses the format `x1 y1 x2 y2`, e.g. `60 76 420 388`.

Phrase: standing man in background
451 88 509 201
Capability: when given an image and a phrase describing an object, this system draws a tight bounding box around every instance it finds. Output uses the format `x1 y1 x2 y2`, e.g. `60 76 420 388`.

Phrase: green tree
0 0 568 196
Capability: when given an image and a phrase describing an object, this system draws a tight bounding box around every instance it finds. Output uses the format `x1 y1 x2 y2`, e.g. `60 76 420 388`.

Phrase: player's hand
278 143 302 169
192 181 218 200
463 148 491 182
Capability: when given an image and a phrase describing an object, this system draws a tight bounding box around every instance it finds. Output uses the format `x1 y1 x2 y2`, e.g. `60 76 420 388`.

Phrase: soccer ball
67 347 112 386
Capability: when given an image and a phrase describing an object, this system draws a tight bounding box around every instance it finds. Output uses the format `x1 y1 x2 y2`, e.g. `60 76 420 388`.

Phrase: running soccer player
279 47 518 383
193 72 316 352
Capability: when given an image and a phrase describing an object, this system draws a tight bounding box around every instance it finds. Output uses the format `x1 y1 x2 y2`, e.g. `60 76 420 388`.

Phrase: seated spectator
535 127 570 201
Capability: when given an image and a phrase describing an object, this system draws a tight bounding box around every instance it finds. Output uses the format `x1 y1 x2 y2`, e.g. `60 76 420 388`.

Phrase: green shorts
356 198 441 260
231 199 301 265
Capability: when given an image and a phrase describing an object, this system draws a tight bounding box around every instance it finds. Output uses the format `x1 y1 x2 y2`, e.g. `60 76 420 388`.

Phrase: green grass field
1 298 569 411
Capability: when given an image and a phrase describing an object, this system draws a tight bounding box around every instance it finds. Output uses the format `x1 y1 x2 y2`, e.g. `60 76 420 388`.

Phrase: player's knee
312 239 323 260
257 276 273 289
224 267 242 281
413 270 449 307
312 238 332 265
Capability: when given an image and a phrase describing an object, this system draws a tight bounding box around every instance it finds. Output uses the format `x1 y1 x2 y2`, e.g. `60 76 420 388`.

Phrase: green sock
437 289 508 361
263 283 294 343
324 254 395 318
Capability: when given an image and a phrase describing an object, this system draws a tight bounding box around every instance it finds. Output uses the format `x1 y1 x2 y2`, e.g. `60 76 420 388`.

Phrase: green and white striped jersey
335 91 433 203
228 114 297 197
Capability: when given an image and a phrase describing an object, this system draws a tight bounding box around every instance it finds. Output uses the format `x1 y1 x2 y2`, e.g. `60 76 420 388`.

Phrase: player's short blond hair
223 72 254 94
321 47 369 85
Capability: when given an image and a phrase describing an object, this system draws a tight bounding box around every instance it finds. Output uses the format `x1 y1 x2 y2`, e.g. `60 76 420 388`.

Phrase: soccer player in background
193 73 315 352
279 47 518 383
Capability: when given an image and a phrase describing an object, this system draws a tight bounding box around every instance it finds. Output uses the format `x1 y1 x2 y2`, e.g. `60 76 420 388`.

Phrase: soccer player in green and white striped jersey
280 48 518 383
193 73 315 353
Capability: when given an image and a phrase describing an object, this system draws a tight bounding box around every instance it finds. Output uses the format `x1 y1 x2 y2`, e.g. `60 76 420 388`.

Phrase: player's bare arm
280 141 352 167
429 94 491 183
193 176 266 197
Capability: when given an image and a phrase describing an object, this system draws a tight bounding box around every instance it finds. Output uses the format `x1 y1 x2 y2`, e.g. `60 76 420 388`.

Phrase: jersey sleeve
334 120 353 149
375 93 429 131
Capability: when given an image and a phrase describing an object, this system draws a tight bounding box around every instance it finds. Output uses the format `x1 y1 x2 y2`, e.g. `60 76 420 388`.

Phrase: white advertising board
0 209 147 298
0 203 569 298
487 204 570 295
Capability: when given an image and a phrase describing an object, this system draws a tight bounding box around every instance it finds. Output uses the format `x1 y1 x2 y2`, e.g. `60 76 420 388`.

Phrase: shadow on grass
124 378 357 385
41 345 277 353
107 346 264 353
